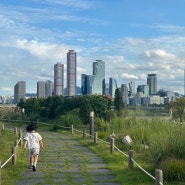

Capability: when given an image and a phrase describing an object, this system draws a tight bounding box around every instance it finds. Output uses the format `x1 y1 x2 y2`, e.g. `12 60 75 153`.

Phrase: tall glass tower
91 60 105 95
147 74 157 95
67 50 76 96
54 62 64 96
45 80 54 97
109 77 117 98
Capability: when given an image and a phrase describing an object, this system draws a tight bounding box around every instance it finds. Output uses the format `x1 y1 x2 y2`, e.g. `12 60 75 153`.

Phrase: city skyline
1 0 185 96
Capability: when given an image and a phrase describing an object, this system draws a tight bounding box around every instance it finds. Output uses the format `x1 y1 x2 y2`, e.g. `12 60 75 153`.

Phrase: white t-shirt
24 132 42 149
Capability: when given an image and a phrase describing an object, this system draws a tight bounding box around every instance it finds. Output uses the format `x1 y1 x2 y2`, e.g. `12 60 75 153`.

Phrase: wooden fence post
1 124 4 131
89 111 94 137
14 140 19 154
94 132 97 144
19 129 23 145
83 128 86 140
14 127 18 136
128 150 134 170
110 138 114 153
155 169 163 185
12 146 17 165
71 124 73 134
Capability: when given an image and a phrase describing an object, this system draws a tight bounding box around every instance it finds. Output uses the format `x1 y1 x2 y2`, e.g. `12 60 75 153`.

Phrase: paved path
16 131 122 185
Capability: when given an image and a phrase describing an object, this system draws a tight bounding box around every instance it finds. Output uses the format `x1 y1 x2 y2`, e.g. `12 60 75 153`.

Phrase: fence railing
0 118 163 185
0 124 23 185
36 120 163 185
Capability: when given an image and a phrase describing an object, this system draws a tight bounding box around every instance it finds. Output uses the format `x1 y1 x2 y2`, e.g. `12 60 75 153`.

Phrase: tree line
17 88 125 124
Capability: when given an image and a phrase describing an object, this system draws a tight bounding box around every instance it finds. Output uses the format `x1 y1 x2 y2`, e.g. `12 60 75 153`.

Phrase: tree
79 98 93 124
168 97 185 122
114 88 125 116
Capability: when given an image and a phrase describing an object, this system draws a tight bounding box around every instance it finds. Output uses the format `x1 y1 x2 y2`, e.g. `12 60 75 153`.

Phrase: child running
24 122 44 171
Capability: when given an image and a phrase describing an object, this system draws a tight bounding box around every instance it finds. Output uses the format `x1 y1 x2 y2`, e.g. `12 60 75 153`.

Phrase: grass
1 118 185 185
0 124 27 185
70 130 185 185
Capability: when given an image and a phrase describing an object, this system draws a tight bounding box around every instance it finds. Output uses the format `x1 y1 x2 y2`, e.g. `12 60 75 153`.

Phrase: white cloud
121 73 138 80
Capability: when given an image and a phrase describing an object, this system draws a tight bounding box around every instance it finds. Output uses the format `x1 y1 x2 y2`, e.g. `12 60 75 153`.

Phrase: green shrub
160 158 185 181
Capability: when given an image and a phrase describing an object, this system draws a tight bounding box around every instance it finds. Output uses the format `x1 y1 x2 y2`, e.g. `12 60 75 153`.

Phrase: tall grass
95 111 185 182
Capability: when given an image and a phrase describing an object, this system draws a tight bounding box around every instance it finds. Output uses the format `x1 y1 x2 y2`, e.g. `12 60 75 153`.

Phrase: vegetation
168 97 185 122
0 125 27 185
1 95 185 184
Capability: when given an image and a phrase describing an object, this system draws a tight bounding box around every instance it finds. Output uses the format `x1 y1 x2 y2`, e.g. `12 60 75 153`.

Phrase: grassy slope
70 132 184 185
0 121 184 185
0 125 27 185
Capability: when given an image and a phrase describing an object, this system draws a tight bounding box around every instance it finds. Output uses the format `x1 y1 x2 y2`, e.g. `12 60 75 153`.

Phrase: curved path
16 131 122 185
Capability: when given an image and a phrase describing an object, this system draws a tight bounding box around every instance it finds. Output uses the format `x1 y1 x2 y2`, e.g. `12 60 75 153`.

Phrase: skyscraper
91 60 105 95
109 78 117 98
81 74 87 95
121 84 128 99
14 81 26 104
67 50 76 96
54 62 64 96
37 81 45 98
129 81 136 96
45 80 54 97
147 74 157 95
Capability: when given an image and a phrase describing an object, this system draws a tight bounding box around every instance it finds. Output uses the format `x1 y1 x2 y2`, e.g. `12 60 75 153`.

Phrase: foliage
17 95 112 121
87 95 112 118
79 97 93 124
114 88 125 116
168 97 185 122
0 126 27 185
58 110 82 128
159 158 185 181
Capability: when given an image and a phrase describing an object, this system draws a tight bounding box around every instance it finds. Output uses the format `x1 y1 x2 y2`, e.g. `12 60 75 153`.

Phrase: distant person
24 122 44 171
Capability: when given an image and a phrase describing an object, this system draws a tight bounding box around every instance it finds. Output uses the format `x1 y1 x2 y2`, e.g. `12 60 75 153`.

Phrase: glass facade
91 60 105 95
109 78 117 98
54 62 64 96
147 74 157 95
67 50 76 96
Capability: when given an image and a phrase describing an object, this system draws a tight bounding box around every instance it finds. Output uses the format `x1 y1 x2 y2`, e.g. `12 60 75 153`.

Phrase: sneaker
32 165 36 171
28 165 33 169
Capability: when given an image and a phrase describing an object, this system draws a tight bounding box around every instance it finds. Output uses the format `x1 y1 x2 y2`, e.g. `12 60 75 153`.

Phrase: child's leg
33 154 39 167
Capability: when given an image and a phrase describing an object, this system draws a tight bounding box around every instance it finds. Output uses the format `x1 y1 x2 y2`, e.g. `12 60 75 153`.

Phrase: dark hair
26 122 37 132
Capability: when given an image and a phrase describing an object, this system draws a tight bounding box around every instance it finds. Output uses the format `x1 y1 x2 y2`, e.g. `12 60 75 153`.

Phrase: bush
159 158 185 181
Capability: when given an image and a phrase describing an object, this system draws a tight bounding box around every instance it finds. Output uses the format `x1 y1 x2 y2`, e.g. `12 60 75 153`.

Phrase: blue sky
1 0 185 96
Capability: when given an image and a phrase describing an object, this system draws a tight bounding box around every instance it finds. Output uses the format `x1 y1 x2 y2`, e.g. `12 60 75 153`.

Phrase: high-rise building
54 62 64 96
37 81 45 98
81 60 105 95
137 85 149 96
67 50 76 96
45 80 54 97
129 81 136 96
109 78 117 98
14 81 26 104
147 74 157 95
91 60 105 95
121 84 128 99
81 74 87 95
105 83 109 95
86 75 95 94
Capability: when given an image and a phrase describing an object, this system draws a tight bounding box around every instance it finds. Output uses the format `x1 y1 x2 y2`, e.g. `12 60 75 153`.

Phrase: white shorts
28 148 40 158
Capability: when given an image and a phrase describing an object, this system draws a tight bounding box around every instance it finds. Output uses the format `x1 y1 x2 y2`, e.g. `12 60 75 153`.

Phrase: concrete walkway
16 131 122 185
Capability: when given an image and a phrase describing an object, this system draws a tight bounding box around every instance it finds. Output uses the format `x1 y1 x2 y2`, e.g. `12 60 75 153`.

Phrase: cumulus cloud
140 49 176 60
121 73 138 80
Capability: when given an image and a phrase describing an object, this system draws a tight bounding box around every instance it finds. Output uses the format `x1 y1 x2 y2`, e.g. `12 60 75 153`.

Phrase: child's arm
24 140 28 150
39 140 44 149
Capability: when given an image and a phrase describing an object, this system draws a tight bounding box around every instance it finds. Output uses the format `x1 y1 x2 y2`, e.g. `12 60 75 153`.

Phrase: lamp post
22 108 25 124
